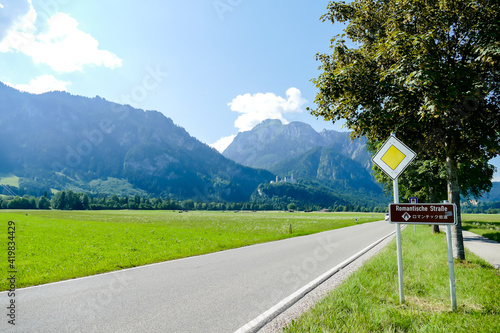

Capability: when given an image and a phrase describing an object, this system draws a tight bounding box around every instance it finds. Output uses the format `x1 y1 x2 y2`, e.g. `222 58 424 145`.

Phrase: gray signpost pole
372 135 416 305
446 225 457 311
393 178 404 304
390 202 458 311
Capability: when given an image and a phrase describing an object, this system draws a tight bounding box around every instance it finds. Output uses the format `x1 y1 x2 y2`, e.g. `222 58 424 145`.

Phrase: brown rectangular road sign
389 203 457 225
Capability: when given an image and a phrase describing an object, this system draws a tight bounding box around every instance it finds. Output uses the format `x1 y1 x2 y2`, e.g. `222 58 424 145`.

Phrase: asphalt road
1 220 395 333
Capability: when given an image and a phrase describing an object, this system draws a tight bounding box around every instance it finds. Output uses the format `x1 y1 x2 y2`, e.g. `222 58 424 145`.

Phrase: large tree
311 0 500 259
368 141 495 203
369 148 494 232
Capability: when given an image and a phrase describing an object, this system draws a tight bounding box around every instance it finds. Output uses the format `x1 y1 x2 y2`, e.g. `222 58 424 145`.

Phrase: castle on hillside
270 173 297 184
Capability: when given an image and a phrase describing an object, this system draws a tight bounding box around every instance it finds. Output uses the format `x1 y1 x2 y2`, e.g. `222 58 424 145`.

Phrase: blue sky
1 0 499 180
0 0 341 148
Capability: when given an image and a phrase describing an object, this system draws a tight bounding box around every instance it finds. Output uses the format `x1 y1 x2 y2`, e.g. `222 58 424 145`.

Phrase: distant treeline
461 202 500 214
3 190 498 213
0 190 387 212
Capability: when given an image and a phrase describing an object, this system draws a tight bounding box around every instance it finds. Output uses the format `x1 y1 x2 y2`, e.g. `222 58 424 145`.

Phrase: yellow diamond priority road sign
372 135 416 180
381 145 406 170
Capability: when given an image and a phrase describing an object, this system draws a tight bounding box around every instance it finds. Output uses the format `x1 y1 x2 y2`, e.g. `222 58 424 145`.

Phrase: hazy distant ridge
223 119 380 193
223 119 371 170
0 82 274 200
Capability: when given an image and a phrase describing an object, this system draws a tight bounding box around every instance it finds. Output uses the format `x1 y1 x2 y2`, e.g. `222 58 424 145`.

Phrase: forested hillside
0 82 274 201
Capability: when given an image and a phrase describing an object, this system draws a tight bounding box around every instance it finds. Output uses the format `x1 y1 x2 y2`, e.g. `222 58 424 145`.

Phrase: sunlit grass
284 225 500 332
462 213 500 242
0 174 19 187
0 210 383 290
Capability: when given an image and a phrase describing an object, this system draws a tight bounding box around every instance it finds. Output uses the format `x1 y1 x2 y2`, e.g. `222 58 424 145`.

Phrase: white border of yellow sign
372 135 416 180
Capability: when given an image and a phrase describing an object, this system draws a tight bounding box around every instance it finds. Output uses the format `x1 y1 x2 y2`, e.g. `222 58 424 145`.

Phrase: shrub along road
0 220 394 333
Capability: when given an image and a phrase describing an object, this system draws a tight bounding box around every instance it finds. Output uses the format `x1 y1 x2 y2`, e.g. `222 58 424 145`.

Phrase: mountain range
224 120 500 205
0 82 391 206
4 81 497 207
0 82 273 201
223 119 371 171
223 119 383 195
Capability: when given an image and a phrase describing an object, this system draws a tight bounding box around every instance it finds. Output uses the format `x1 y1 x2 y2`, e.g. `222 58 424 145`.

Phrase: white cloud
0 0 35 48
0 1 122 72
6 74 70 94
210 134 236 153
228 87 307 132
210 87 307 154
0 3 5 9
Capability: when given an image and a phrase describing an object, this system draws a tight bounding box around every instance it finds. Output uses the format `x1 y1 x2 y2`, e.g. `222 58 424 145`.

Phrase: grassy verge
284 225 500 332
0 210 383 291
462 214 500 242
0 174 19 187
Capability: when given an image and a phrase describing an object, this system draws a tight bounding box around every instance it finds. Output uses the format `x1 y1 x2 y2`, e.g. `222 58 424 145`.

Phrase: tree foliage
367 142 495 202
312 0 500 158
311 0 500 259
51 190 91 210
0 189 387 212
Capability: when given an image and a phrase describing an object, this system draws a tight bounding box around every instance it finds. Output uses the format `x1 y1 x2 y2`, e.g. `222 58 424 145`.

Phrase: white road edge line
234 229 397 333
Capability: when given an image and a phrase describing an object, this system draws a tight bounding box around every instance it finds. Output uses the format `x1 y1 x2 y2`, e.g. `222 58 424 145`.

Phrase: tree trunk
446 155 465 260
429 186 440 234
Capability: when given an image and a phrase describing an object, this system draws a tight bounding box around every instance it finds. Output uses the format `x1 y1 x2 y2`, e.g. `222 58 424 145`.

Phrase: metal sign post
393 178 404 304
373 135 458 311
390 203 458 311
372 134 416 305
446 225 458 311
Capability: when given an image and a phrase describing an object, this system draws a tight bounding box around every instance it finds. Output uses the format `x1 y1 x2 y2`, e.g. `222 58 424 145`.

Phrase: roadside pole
372 134 416 305
374 134 459 312
446 225 457 311
394 178 404 304
390 203 458 311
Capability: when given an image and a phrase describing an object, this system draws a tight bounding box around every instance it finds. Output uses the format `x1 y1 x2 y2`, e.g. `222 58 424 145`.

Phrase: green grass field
0 210 383 291
0 174 19 187
462 213 500 242
284 225 500 332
